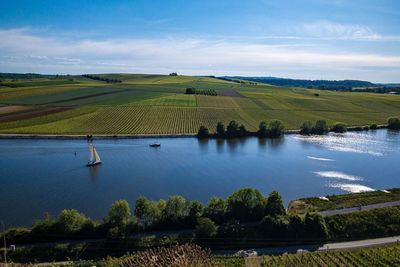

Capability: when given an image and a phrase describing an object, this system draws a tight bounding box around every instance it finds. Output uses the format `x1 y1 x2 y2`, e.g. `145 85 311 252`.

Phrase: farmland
1 74 400 135
244 245 400 267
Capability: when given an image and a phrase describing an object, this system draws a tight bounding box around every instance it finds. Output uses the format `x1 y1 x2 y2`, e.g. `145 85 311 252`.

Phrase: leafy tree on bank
107 200 131 238
194 217 217 240
300 121 313 135
304 213 329 240
216 122 225 137
204 197 227 224
312 120 329 135
259 215 289 238
388 117 400 130
226 188 266 222
331 123 347 133
258 121 268 136
57 209 90 234
217 219 245 239
188 201 204 226
162 196 190 228
267 120 284 138
226 120 239 137
265 191 286 217
197 126 209 138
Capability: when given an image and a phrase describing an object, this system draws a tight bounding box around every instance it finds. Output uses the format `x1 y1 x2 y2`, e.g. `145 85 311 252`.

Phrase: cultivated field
0 74 399 135
245 245 400 267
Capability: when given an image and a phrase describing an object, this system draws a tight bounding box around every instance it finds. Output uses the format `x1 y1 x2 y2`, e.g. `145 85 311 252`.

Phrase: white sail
89 144 95 162
93 146 101 162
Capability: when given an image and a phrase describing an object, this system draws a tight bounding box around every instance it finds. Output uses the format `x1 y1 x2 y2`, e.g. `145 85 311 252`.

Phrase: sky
1 0 400 82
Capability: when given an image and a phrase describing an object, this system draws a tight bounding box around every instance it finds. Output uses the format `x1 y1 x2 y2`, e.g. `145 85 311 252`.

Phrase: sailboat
87 143 102 167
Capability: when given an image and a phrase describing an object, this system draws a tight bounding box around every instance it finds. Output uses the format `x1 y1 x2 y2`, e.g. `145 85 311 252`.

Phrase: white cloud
1 28 400 82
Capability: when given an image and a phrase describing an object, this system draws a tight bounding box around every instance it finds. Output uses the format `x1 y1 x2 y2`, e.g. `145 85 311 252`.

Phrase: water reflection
88 165 101 182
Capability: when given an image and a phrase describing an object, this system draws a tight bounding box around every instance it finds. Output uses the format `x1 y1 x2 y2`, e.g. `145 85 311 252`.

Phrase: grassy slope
0 74 399 134
288 188 400 215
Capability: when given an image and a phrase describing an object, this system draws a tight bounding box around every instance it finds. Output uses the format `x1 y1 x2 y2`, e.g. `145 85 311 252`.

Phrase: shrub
331 123 347 133
300 121 313 135
57 209 89 234
108 200 131 228
258 121 268 136
226 120 239 137
204 197 227 224
388 117 400 130
194 217 217 239
226 188 266 222
216 122 225 137
265 191 286 216
259 215 289 238
370 124 378 130
312 120 329 135
197 126 209 138
267 120 284 138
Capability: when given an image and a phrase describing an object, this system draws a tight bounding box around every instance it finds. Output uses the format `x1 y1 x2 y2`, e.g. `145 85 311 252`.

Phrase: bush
57 209 89 234
108 200 131 228
226 188 266 222
204 197 227 224
226 120 239 137
300 121 313 135
331 123 347 133
388 117 400 130
258 121 268 136
197 126 209 138
216 122 225 137
265 191 286 216
370 124 378 130
312 120 329 135
267 120 284 138
194 217 217 239
259 215 289 238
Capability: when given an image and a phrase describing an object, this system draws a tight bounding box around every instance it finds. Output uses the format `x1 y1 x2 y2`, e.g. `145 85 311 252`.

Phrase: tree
259 215 289 238
312 120 329 135
226 188 267 222
388 117 400 130
162 196 190 227
169 72 178 76
300 121 313 135
108 200 131 228
185 87 196 94
226 120 239 137
288 215 304 239
217 219 245 238
238 124 247 137
258 121 268 137
204 197 227 224
194 217 217 239
305 213 328 239
188 201 204 226
57 209 88 234
216 122 225 137
331 123 347 133
265 191 285 217
267 120 284 138
197 126 209 138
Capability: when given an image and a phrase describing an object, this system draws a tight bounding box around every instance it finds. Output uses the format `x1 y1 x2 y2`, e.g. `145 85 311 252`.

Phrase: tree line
185 88 217 96
197 120 285 138
82 74 122 83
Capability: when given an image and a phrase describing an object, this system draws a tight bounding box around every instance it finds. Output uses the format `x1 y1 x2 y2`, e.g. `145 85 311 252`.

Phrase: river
0 129 399 227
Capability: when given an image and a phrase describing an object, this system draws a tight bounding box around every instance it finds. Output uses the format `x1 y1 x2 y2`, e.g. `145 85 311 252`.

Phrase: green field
1 74 400 135
244 245 400 267
288 188 400 215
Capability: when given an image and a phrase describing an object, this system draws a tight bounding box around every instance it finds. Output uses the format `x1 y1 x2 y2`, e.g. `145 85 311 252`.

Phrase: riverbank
0 124 388 139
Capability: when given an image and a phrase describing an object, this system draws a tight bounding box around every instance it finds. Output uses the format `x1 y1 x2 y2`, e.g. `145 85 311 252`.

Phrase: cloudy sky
1 0 400 82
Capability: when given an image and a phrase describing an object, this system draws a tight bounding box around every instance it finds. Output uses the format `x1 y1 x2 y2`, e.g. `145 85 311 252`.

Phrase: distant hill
223 76 376 89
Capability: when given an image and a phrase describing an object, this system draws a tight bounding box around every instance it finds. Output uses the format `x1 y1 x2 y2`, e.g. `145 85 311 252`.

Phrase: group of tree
169 72 178 76
388 117 400 130
185 88 217 96
300 120 329 135
197 120 284 138
82 74 122 83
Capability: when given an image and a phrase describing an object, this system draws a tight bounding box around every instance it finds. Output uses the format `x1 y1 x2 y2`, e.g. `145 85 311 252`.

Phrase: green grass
288 188 400 215
252 245 400 267
0 73 399 135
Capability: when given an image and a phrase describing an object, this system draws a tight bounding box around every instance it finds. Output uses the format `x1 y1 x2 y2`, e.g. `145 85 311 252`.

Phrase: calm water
1 130 399 227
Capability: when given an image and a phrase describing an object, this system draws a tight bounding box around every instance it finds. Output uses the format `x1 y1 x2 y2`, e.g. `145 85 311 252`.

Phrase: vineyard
243 245 400 267
1 74 400 135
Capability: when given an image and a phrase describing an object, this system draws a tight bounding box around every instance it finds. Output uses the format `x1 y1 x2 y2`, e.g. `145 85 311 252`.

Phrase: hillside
0 73 400 135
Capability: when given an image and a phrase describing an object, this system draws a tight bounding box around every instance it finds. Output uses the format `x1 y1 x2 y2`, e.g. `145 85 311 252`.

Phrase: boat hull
87 161 102 167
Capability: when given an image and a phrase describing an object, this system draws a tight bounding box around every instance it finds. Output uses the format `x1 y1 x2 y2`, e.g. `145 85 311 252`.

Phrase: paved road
319 200 400 216
215 235 400 256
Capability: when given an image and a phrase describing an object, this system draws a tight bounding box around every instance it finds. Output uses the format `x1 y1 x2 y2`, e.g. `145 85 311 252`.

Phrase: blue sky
1 0 400 82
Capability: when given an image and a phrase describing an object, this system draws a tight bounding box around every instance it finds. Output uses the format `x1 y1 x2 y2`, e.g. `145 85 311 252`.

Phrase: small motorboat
149 143 161 147
87 143 102 167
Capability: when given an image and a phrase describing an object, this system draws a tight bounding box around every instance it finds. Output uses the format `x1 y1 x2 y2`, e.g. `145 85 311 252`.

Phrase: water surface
1 130 399 227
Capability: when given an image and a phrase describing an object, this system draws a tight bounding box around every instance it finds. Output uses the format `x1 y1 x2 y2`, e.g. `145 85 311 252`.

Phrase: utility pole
1 221 6 267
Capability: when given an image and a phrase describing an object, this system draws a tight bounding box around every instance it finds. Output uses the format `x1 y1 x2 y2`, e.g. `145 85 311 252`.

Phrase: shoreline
0 124 388 140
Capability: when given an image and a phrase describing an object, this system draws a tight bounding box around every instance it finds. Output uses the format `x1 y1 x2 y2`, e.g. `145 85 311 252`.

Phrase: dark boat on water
149 143 161 147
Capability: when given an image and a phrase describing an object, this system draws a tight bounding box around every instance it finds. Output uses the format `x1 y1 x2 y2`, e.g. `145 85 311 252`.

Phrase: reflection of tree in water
88 165 101 182
267 137 284 150
216 138 225 154
197 138 209 153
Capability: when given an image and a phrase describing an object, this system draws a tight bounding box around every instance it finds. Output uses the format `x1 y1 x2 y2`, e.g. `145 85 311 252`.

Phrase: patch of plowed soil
217 89 245 98
0 105 31 115
43 89 129 104
0 107 72 122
